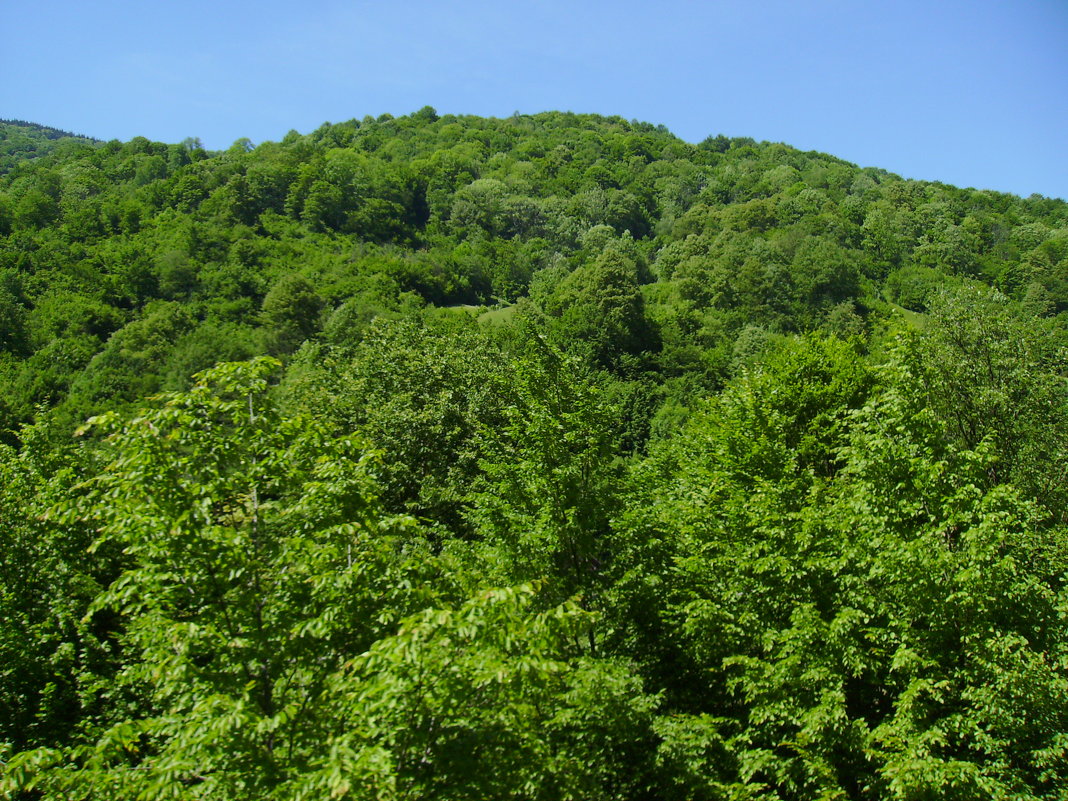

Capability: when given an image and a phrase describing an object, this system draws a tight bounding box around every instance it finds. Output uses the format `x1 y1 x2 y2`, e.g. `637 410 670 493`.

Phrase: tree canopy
1 110 1067 799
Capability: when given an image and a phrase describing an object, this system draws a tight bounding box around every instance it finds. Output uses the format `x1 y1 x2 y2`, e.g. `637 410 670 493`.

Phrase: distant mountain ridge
0 119 97 140
0 118 99 175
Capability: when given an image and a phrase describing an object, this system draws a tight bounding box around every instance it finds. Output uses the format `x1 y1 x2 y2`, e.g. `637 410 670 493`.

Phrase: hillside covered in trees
1 110 1067 799
0 121 99 177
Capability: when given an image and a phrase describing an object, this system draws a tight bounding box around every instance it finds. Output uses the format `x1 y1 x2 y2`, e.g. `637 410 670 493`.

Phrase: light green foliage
3 357 662 799
2 109 1066 435
449 177 540 240
816 327 1068 798
3 358 436 797
0 120 99 176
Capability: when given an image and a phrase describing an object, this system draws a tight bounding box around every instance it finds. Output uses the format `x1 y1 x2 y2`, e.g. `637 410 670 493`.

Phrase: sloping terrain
1 110 1067 799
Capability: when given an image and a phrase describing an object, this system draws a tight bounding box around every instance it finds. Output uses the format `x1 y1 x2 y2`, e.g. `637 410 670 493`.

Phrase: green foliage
284 316 507 530
3 358 663 800
538 240 659 370
3 109 1068 799
0 120 98 176
302 585 659 801
0 284 28 356
608 318 1068 799
3 358 438 797
2 109 1065 431
0 428 117 753
469 336 623 608
906 286 1068 515
260 274 325 354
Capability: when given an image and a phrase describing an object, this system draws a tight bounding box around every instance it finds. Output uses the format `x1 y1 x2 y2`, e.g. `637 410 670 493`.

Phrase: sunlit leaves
5 358 435 797
302 585 658 801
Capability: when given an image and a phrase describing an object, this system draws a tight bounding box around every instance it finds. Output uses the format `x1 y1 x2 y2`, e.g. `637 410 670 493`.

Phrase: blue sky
4 0 1066 199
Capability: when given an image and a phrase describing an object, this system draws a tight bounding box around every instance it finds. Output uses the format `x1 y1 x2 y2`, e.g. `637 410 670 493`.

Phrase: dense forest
0 121 99 177
1 108 1066 799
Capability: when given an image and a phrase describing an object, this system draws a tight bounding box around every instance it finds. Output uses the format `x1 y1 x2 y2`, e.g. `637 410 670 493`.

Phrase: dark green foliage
538 240 659 369
468 336 624 607
284 316 508 531
260 274 325 354
0 430 118 753
609 320 1068 798
0 280 29 356
898 286 1068 517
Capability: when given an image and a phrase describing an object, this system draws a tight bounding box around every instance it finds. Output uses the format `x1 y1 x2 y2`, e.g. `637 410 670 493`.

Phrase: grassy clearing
477 305 517 325
890 303 928 329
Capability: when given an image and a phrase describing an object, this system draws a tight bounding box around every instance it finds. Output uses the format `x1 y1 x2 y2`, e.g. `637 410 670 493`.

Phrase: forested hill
2 109 1068 799
0 119 99 176
1 108 1065 438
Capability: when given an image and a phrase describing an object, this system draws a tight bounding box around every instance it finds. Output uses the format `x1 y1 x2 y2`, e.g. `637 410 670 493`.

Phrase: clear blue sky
4 0 1066 199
